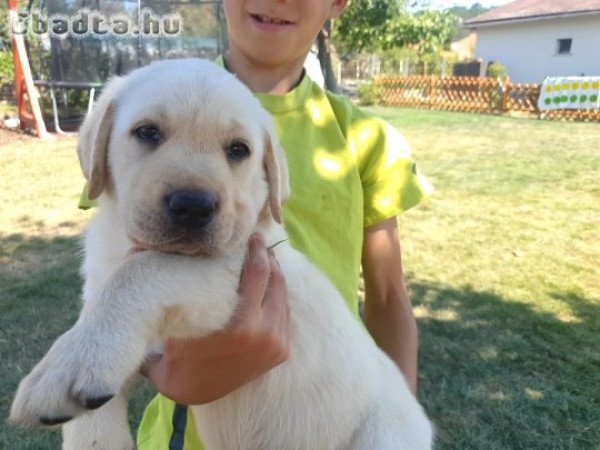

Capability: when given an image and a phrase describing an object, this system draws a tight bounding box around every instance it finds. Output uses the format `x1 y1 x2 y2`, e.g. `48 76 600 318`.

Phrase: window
557 38 572 55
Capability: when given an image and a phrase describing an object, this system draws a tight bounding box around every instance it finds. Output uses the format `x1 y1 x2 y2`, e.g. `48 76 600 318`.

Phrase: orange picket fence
374 76 600 122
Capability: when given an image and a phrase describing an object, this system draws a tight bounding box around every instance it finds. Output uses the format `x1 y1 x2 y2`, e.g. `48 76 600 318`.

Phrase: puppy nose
166 190 218 229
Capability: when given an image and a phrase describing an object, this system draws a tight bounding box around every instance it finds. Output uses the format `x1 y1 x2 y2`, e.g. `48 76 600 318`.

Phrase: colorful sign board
538 77 600 111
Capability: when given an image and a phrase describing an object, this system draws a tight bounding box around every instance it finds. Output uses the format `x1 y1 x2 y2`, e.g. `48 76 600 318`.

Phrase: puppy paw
9 328 128 428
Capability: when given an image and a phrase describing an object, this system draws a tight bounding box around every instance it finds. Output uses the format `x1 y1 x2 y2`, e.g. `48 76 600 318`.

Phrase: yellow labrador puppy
10 60 433 449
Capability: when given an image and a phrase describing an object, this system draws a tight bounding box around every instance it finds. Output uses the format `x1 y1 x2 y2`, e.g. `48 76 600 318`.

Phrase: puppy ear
77 77 123 200
263 129 290 224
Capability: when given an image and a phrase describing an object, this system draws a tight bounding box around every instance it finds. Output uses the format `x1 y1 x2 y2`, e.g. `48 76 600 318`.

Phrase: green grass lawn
1 109 599 449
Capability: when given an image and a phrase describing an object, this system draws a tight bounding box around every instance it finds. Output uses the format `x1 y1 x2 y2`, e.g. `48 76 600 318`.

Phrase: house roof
464 0 600 27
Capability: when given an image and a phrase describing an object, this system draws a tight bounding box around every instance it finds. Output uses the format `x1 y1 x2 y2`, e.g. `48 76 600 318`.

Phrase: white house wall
474 14 600 83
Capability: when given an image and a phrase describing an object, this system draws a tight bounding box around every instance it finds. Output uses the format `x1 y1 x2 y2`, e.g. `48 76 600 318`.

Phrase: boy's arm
362 216 418 395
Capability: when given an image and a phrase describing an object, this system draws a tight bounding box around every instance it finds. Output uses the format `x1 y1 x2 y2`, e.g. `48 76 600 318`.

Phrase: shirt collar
213 56 313 114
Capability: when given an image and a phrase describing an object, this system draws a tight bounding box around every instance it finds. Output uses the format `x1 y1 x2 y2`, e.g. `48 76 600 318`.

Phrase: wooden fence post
429 76 437 110
501 77 512 113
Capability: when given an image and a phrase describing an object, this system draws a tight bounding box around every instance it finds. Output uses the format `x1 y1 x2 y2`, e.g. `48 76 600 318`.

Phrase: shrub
487 62 508 80
0 51 14 87
357 82 383 106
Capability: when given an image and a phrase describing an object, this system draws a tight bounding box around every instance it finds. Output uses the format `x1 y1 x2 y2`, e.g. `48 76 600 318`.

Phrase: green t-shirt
94 68 432 450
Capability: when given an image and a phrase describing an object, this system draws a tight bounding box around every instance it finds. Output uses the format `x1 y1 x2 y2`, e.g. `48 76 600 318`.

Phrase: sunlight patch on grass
524 388 545 400
0 136 88 236
489 391 511 401
413 305 460 321
478 345 499 361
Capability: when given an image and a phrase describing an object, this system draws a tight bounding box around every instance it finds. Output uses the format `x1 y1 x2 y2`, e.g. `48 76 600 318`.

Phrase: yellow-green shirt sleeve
78 183 96 209
351 114 433 228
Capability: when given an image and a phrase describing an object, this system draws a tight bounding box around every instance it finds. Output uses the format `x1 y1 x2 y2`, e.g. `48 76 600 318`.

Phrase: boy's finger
260 251 288 315
236 234 271 316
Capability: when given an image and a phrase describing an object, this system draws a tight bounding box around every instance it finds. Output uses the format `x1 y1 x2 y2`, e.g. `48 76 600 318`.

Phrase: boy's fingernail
249 235 267 263
251 233 265 245
248 234 261 251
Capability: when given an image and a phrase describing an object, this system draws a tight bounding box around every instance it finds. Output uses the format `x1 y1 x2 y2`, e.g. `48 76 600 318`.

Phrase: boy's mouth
250 14 292 25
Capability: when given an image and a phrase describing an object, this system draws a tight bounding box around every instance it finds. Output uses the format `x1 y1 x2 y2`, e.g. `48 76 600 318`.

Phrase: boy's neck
224 52 305 95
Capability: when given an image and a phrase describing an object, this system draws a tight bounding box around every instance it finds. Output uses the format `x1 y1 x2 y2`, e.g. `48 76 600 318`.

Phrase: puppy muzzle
165 189 219 231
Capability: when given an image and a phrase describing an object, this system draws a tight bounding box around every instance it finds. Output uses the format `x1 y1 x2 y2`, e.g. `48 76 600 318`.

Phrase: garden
1 108 598 449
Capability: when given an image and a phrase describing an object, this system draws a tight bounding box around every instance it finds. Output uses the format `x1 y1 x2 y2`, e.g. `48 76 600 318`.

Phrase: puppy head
77 59 289 256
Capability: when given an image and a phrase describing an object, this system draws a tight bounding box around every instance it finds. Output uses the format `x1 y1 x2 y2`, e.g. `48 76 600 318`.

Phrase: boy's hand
141 234 290 405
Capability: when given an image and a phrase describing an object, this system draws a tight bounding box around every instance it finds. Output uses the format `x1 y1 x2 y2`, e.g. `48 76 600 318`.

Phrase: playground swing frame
8 0 228 137
8 0 106 136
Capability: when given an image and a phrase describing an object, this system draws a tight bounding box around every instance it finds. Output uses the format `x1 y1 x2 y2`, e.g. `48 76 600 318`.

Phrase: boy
136 0 432 448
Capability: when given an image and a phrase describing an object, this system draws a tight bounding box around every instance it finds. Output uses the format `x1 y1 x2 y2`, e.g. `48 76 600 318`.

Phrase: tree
0 2 14 89
447 2 490 38
335 1 459 56
334 0 406 54
316 22 339 93
316 0 406 91
0 1 12 50
383 10 459 55
319 0 460 90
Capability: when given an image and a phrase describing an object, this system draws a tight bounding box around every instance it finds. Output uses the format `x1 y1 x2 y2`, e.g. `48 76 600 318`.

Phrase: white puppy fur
10 59 433 449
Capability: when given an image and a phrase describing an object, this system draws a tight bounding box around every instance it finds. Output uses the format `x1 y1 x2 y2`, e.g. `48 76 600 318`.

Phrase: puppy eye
227 141 250 161
134 124 162 144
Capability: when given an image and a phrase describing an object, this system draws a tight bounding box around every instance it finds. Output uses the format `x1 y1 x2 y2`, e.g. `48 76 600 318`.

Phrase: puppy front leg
61 392 132 450
10 251 240 430
61 373 140 450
